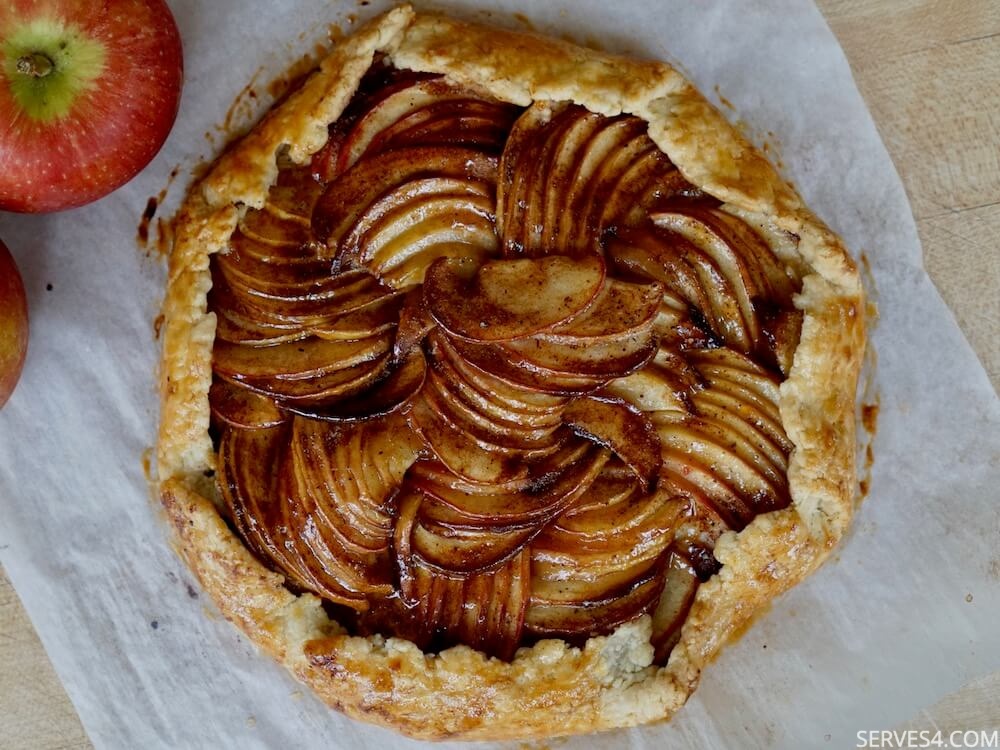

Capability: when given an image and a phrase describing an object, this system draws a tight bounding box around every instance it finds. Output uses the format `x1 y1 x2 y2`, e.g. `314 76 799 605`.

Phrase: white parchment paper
1 1 998 748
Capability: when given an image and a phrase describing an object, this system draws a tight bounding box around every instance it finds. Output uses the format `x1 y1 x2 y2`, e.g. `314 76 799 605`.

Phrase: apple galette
157 5 865 740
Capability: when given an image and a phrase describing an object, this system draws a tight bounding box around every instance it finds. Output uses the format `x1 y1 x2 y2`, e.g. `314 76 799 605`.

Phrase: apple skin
0 238 28 408
0 0 183 212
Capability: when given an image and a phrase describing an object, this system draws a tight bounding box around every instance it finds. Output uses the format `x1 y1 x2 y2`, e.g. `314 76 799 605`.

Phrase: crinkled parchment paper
1 1 997 748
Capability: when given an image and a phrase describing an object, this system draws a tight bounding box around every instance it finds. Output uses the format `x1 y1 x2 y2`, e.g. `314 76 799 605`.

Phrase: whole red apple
0 0 183 213
0 238 28 408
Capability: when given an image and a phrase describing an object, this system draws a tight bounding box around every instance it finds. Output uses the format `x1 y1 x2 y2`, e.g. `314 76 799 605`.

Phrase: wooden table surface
2 1 998 746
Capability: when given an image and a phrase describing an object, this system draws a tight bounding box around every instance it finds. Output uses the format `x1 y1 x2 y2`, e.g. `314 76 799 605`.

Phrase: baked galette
157 5 865 740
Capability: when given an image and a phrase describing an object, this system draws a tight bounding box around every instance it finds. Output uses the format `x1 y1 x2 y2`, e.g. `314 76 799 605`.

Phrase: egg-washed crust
156 5 865 740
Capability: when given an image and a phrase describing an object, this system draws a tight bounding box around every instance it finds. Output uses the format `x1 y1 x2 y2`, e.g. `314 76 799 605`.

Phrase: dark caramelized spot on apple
207 64 803 662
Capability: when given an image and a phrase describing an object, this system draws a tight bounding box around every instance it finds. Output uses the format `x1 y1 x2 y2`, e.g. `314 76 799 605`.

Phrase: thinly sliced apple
310 290 404 341
654 410 788 511
452 336 603 393
282 348 425 422
649 552 700 663
218 426 287 567
406 387 524 484
430 331 565 413
372 99 520 156
424 254 606 342
540 278 663 342
219 427 359 606
265 164 325 222
563 396 661 490
409 445 607 528
501 326 657 378
209 378 286 429
423 365 560 450
760 306 803 376
687 347 785 430
602 347 698 414
410 507 537 574
656 205 798 305
239 203 311 247
220 350 393 405
213 332 393 382
689 394 788 483
341 179 499 289
406 379 566 484
338 78 518 171
524 557 667 640
394 287 436 358
427 333 564 432
395 494 529 660
313 147 499 256
498 102 686 256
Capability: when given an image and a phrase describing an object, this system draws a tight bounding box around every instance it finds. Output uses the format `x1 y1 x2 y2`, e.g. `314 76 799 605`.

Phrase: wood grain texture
822 0 1000 390
1 1 997 747
0 567 90 749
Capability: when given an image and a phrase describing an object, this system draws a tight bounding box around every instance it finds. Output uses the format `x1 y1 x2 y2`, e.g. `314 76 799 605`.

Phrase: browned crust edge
155 5 865 740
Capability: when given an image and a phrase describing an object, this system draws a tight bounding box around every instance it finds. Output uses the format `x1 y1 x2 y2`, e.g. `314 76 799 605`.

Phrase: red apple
0 238 28 407
0 0 183 212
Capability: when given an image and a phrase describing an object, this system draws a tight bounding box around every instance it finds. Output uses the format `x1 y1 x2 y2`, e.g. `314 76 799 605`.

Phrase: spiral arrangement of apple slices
208 62 804 662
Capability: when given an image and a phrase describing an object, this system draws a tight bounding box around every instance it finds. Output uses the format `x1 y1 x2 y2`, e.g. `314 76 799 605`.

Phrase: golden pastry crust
156 5 865 740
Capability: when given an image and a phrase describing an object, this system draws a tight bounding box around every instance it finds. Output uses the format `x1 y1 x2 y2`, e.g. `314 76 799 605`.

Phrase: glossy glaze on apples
208 62 804 662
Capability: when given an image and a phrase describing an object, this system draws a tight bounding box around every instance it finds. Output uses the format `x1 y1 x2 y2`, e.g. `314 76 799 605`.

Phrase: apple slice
409 506 537 575
407 435 590 499
496 102 550 253
430 330 566 414
409 445 607 530
289 415 420 549
338 78 519 170
563 396 662 491
312 147 498 256
760 305 804 376
422 364 561 450
394 287 436 358
524 556 667 640
687 347 786 433
218 426 354 605
395 493 529 660
653 410 788 517
602 346 699 414
209 378 286 429
310 290 404 341
498 102 687 256
213 332 393 382
217 348 394 406
689 393 789 484
649 552 700 663
451 336 603 394
239 201 312 248
457 548 529 661
339 177 498 289
282 347 426 422
265 164 325 222
218 426 288 567
406 449 608 576
427 333 564 432
423 253 606 342
372 99 520 156
406 388 521 485
501 326 657 378
406 379 566 484
540 278 663 343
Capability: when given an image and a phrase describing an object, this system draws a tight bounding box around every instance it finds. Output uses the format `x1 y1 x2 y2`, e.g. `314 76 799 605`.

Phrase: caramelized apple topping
208 62 804 662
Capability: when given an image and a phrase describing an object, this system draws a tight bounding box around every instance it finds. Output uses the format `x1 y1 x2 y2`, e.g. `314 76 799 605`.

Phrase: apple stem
16 53 55 78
